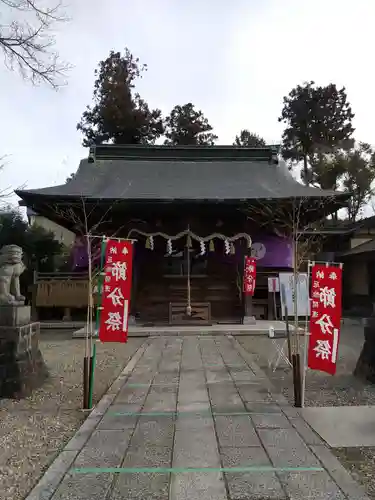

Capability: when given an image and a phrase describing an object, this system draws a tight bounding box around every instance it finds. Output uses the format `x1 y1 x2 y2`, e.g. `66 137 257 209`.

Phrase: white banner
279 272 309 318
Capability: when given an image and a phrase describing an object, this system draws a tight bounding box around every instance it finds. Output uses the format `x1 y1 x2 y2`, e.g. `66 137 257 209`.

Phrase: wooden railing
32 271 97 308
33 271 88 281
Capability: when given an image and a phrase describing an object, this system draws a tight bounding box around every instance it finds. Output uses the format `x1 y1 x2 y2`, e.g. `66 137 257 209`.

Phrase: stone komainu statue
0 245 26 305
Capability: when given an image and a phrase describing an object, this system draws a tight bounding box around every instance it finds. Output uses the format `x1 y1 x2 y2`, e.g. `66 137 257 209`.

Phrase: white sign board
279 272 309 318
268 277 280 293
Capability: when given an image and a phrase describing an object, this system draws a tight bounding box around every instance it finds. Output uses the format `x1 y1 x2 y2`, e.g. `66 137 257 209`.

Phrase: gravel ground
237 324 375 499
0 330 144 500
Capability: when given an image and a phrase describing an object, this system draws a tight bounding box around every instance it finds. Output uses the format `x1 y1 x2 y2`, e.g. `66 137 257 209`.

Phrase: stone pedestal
0 305 32 327
243 295 256 325
0 305 48 399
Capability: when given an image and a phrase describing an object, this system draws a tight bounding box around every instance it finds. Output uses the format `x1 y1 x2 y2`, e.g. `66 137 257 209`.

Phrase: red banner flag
307 264 342 375
99 239 133 343
244 256 257 296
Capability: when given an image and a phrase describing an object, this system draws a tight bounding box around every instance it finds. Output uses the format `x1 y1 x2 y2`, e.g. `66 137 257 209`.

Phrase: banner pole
301 260 312 408
88 237 107 409
94 237 107 337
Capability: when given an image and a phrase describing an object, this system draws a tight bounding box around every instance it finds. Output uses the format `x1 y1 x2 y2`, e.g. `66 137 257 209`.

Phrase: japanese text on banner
99 239 133 343
307 264 342 375
244 256 257 296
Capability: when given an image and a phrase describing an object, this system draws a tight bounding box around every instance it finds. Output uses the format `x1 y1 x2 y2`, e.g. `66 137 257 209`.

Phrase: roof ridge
89 144 279 163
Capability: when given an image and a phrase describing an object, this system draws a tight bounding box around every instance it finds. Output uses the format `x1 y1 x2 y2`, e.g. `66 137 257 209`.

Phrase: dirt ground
237 324 375 499
0 331 144 500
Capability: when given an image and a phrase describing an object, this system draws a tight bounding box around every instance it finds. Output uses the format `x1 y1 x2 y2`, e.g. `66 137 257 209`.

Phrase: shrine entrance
128 228 252 326
164 247 211 325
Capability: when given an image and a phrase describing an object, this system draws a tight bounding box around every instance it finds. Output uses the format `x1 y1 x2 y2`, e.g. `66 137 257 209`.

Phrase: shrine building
16 144 348 325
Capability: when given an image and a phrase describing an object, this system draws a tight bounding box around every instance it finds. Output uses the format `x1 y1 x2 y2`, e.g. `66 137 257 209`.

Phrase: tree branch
242 196 334 270
0 0 71 88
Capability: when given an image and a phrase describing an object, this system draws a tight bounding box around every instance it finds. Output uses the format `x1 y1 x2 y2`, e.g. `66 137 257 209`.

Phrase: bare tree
245 202 318 285
244 196 336 272
0 158 11 198
0 156 17 205
1 155 28 206
0 0 70 87
243 196 337 406
45 197 118 408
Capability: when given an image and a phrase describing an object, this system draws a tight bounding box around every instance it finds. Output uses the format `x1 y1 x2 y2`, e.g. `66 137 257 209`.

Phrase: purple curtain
71 236 101 270
70 233 293 270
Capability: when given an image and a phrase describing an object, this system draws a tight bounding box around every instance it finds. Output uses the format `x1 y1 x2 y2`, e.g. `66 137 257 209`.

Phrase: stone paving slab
221 447 286 499
25 335 371 500
214 414 260 447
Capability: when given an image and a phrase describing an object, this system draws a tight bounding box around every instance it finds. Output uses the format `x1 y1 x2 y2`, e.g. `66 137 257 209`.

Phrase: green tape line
127 381 260 388
127 383 177 387
109 410 279 417
205 364 245 368
72 466 324 474
111 411 204 417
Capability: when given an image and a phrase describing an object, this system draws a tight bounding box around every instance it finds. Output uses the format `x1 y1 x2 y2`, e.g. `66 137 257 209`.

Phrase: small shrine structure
16 145 348 325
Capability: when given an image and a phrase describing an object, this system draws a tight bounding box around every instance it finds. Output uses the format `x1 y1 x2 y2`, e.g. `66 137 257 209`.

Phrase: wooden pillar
129 242 138 324
31 270 38 321
30 284 38 321
63 307 72 321
243 295 256 324
267 291 273 320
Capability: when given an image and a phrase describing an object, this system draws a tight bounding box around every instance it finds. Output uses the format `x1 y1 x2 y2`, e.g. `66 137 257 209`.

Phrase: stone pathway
26 335 370 500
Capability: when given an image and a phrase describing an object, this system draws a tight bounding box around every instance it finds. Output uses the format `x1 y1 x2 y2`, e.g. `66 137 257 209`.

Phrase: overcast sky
1 0 374 205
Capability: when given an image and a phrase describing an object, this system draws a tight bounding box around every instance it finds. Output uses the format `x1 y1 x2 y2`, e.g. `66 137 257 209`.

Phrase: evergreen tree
77 49 164 146
164 103 217 145
233 130 266 147
279 81 354 184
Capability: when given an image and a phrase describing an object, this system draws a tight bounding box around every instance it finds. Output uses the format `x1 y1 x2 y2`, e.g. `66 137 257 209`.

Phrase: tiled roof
16 145 346 202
